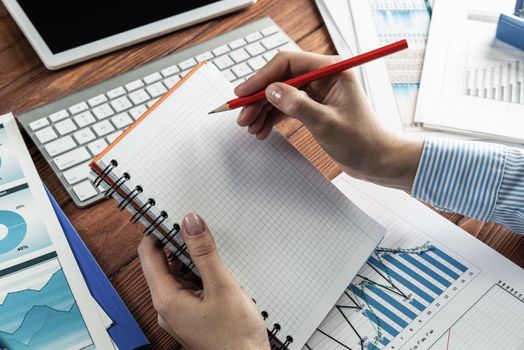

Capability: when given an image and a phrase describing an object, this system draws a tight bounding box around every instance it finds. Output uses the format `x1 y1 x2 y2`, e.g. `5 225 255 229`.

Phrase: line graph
0 256 94 349
305 242 476 350
429 281 524 349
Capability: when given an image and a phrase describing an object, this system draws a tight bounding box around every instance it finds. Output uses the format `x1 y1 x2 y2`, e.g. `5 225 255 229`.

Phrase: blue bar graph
400 253 452 287
350 285 409 328
382 254 443 295
368 256 435 303
410 298 425 312
418 251 460 279
363 309 399 337
367 284 417 320
431 247 468 272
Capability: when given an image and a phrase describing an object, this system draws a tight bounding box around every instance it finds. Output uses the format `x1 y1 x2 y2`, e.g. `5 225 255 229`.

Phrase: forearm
411 138 524 235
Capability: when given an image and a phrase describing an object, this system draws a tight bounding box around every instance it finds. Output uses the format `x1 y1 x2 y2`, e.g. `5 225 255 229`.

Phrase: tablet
2 0 256 69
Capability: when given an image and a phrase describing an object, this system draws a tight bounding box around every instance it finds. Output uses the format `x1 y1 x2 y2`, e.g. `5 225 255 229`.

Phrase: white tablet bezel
2 0 256 70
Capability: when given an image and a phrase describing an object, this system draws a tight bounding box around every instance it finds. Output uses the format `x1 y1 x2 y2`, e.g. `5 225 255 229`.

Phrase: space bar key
54 147 91 171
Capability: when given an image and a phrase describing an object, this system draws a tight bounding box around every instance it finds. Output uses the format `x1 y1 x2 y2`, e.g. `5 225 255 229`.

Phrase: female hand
138 213 270 350
235 51 423 191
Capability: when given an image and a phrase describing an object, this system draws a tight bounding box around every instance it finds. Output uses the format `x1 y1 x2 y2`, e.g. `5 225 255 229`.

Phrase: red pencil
209 39 408 114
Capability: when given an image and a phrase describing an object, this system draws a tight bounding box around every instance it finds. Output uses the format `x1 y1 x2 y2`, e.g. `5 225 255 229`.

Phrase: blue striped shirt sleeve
411 138 524 235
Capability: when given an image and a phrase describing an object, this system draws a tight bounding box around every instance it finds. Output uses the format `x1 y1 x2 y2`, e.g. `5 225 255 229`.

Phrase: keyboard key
63 162 91 185
279 43 299 52
179 58 197 71
247 56 266 71
88 94 108 107
45 136 76 157
261 25 278 36
73 128 96 144
232 62 253 78
212 45 230 56
213 55 234 69
73 180 98 201
245 31 263 42
261 33 287 50
54 147 90 171
49 109 69 123
147 98 160 108
229 48 249 63
222 69 236 82
195 51 213 62
229 38 246 49
111 112 133 129
107 130 123 144
35 127 57 144
125 79 144 92
263 49 279 61
161 64 180 77
163 75 181 89
107 86 126 99
92 120 115 137
29 117 49 131
245 42 265 56
129 105 148 120
74 111 96 128
87 138 108 156
144 72 162 84
146 82 167 98
110 96 132 112
129 89 150 105
92 103 114 120
55 119 77 136
69 101 88 114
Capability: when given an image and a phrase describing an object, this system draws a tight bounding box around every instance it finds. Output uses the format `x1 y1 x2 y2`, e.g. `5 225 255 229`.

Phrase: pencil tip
208 110 215 114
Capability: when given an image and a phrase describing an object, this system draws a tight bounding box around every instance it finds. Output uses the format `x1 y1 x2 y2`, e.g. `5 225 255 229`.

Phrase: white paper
415 0 524 143
95 63 385 349
304 173 524 349
0 113 113 349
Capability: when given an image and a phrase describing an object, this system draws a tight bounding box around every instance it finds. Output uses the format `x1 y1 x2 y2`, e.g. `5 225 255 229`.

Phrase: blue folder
496 0 524 51
46 188 149 350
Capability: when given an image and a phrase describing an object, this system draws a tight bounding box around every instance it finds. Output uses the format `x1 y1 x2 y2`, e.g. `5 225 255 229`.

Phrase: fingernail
183 213 205 236
267 85 282 104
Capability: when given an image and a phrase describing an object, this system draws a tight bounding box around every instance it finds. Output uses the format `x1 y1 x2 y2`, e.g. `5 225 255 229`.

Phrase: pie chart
0 210 27 254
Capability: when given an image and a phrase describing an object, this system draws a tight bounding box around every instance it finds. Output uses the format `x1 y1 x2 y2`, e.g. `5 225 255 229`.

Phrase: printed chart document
415 0 524 143
0 114 114 349
305 173 524 350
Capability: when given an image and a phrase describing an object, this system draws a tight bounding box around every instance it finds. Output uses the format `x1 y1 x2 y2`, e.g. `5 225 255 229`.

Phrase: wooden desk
1 1 523 348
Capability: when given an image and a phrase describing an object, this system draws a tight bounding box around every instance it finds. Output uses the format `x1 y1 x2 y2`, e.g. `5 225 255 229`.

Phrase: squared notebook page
94 63 385 348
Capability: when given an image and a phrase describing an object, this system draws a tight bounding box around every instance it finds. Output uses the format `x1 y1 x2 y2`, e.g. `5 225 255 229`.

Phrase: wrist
377 137 424 191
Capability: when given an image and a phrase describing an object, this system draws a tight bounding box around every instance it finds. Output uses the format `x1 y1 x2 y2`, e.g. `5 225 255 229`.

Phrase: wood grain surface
0 1 522 349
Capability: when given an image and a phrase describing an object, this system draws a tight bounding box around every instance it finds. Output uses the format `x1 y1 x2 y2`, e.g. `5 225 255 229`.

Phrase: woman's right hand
234 51 423 191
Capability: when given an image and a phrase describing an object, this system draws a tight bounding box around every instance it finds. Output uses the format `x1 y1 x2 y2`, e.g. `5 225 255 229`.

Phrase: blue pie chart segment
0 210 27 254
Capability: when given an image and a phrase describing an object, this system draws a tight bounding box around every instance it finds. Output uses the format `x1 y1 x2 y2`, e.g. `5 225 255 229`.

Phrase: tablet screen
16 0 220 53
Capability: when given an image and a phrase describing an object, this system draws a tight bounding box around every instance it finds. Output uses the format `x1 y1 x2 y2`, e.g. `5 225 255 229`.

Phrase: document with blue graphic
0 113 113 350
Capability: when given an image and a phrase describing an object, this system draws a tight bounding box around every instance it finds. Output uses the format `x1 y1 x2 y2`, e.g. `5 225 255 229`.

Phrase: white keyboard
18 18 299 207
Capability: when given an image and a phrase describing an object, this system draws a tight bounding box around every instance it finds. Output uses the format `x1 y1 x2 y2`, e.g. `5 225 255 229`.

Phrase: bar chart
462 60 524 104
305 242 476 350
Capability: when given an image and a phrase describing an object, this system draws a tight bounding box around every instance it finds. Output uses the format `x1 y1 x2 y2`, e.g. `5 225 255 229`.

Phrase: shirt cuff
491 147 524 233
411 138 506 221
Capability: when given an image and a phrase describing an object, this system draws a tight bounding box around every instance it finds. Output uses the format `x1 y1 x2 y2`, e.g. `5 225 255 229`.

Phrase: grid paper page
97 63 385 349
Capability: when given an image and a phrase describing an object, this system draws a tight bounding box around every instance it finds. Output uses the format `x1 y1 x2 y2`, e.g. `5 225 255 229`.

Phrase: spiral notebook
89 62 385 349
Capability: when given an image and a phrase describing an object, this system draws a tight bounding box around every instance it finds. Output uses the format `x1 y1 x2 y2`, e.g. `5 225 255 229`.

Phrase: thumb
265 82 328 128
181 213 237 294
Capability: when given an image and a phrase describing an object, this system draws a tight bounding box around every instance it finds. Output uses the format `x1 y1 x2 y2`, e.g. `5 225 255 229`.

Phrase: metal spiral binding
261 311 293 349
118 185 143 210
105 172 130 197
94 159 117 186
145 211 168 235
131 198 155 223
94 160 196 276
